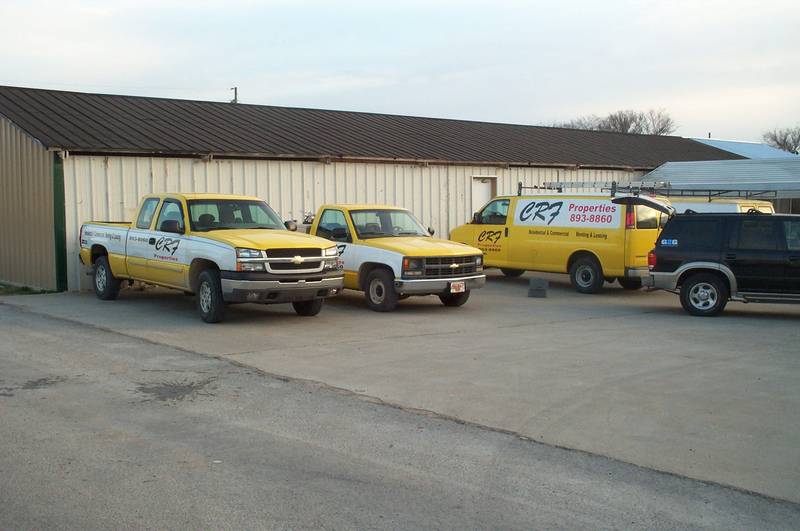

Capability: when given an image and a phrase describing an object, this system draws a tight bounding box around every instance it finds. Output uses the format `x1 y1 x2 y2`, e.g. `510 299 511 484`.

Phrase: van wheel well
677 268 730 292
358 262 394 291
567 250 601 273
90 245 108 264
189 259 220 293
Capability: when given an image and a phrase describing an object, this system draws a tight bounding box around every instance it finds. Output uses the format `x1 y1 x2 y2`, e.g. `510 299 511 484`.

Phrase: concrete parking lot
3 270 799 503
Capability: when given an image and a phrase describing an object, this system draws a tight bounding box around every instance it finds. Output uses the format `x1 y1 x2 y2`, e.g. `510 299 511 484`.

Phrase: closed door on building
472 176 496 214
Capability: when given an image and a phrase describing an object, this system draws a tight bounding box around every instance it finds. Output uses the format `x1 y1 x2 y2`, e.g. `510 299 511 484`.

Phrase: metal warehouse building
0 85 741 292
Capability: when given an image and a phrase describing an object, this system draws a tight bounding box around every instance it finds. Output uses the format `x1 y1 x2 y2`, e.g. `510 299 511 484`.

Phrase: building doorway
472 176 496 213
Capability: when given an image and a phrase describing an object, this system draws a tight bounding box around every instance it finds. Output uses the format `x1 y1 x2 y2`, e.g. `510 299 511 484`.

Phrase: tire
196 269 226 323
439 290 471 307
569 256 604 294
292 299 323 316
500 268 525 278
679 273 728 317
618 277 643 290
93 256 121 300
364 268 399 312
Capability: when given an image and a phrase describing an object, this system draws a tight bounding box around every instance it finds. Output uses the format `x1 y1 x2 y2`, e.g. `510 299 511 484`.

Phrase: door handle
504 227 509 237
148 238 156 245
725 253 737 260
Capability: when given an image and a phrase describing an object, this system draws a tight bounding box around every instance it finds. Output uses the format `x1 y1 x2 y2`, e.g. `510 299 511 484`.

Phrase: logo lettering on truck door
478 230 502 244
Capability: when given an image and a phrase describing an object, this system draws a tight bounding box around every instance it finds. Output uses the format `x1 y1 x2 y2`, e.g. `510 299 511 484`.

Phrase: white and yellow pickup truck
79 193 344 322
307 204 485 311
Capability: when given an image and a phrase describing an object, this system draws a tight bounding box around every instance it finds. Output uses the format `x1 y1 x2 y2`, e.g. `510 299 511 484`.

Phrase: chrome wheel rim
369 278 385 304
199 281 213 313
689 282 717 311
575 264 595 288
95 264 107 292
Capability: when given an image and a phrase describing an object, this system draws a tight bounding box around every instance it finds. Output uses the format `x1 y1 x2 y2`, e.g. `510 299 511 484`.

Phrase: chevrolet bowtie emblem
291 256 304 265
450 263 460 269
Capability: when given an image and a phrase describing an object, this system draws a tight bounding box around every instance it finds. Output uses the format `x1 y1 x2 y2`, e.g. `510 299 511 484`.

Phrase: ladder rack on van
532 180 779 200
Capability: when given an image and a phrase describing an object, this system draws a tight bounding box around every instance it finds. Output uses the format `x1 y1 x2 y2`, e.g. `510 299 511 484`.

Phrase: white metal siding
0 117 56 290
63 155 641 290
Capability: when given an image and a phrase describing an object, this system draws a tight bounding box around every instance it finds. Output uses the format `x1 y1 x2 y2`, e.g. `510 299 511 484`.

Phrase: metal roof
0 85 742 169
691 138 798 159
635 158 800 197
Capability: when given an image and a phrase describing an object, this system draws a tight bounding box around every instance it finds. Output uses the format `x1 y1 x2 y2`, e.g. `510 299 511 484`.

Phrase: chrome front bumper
394 274 486 295
221 275 344 303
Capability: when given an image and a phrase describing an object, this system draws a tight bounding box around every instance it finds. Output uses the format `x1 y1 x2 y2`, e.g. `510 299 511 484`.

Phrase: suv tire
364 268 399 312
197 269 226 323
569 256 604 294
618 277 643 290
680 273 728 316
93 255 121 300
292 299 324 316
500 268 525 278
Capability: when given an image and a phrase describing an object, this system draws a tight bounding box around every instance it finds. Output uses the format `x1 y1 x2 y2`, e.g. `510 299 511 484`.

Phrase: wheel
364 268 398 312
196 269 226 323
439 290 471 307
618 277 643 290
569 256 604 294
93 256 121 300
292 299 323 316
500 268 525 278
679 273 728 316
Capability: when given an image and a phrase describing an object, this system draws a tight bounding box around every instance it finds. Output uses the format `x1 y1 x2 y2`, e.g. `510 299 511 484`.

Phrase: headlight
324 246 338 257
236 248 262 259
402 257 423 270
475 255 483 266
237 262 266 272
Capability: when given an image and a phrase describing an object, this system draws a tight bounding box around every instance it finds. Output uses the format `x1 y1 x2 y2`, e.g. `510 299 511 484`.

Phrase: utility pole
230 86 238 104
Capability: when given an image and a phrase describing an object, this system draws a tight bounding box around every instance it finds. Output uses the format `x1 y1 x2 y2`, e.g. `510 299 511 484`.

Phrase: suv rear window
729 218 781 251
660 218 723 249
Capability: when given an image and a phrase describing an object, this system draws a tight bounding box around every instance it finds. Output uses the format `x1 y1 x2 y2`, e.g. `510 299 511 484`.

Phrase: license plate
450 281 466 293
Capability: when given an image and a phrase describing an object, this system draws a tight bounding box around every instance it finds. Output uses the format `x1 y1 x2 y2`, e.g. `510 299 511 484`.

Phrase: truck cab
308 204 486 311
79 193 344 322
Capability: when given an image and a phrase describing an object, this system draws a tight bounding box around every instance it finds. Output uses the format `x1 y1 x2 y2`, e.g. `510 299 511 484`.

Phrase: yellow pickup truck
307 204 485 311
79 193 344 322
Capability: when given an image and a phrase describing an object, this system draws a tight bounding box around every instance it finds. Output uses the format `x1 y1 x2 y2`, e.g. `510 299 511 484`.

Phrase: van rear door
612 195 674 273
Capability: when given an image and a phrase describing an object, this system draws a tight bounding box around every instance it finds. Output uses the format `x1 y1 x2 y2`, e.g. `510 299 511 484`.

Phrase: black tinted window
660 218 722 249
730 219 780 251
785 221 800 251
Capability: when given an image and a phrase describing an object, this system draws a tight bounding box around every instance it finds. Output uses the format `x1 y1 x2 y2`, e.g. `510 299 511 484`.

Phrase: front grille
420 255 479 278
266 248 322 258
270 261 323 271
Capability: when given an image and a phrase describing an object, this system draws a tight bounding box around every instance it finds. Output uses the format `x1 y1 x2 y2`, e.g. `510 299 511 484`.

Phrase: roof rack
536 180 779 200
517 181 563 195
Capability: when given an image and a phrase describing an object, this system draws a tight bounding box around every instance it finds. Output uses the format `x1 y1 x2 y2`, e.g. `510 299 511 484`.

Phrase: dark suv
648 212 800 316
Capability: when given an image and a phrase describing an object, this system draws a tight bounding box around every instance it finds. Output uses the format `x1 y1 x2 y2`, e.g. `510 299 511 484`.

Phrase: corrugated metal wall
0 117 56 290
63 155 641 290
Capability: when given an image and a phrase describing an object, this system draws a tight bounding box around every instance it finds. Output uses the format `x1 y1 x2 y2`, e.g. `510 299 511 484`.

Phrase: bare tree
763 127 800 154
554 108 677 135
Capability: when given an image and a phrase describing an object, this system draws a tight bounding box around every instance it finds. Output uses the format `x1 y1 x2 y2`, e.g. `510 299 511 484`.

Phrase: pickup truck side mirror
472 212 482 224
159 219 184 234
428 227 435 236
330 227 350 242
284 220 298 232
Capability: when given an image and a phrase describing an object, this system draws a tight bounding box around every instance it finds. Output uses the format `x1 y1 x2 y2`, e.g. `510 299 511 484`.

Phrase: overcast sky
1 0 797 141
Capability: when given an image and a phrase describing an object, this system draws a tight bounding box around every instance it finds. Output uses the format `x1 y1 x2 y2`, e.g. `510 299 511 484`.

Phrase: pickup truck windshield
187 199 284 231
350 209 428 238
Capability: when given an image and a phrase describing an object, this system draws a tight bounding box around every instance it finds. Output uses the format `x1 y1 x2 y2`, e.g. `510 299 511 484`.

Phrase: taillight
625 206 635 229
647 250 657 270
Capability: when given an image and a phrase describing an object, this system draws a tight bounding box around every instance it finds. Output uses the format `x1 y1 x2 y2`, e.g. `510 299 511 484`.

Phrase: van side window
136 198 160 229
730 219 780 251
784 221 800 251
317 209 350 242
479 199 510 225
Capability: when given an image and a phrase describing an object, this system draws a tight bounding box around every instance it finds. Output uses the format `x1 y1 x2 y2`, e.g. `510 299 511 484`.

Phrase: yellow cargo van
449 191 673 293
